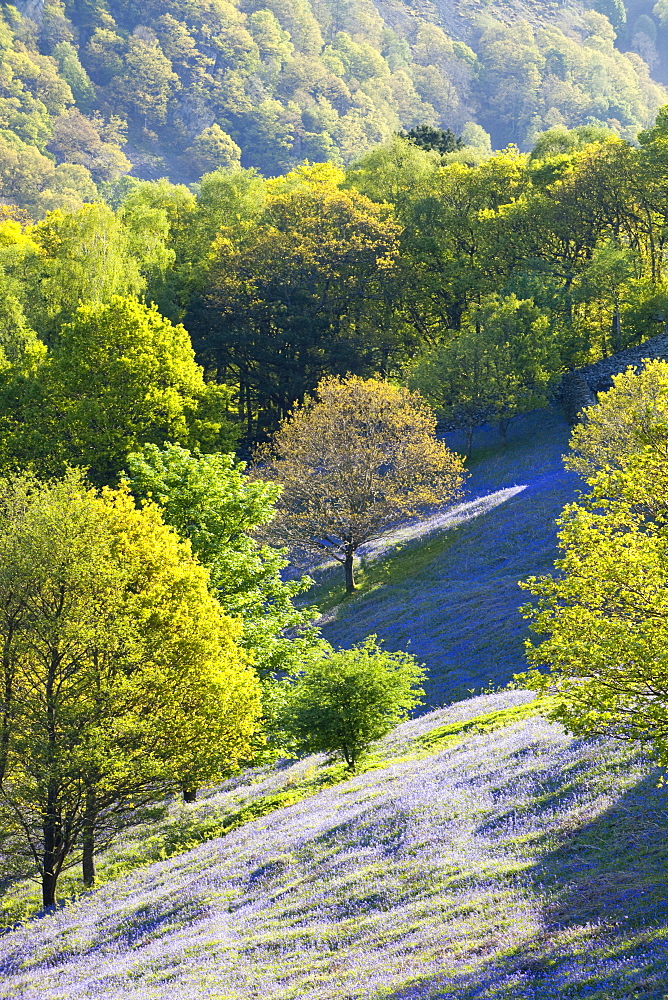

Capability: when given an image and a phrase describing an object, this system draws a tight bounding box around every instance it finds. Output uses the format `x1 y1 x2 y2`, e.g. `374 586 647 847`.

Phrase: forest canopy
0 0 666 207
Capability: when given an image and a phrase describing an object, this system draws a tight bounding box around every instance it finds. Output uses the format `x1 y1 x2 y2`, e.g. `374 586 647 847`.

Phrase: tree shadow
382 762 668 999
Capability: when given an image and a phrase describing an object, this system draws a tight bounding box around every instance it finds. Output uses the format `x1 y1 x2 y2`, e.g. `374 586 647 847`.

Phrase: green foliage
283 637 425 769
182 126 241 179
566 360 668 479
590 0 627 29
410 295 560 448
402 124 462 154
0 470 261 905
193 164 401 430
0 296 238 484
255 374 464 591
0 0 660 198
125 442 323 679
522 363 668 766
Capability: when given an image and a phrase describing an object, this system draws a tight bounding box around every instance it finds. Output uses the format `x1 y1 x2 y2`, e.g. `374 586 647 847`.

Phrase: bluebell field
3 407 668 1000
321 406 580 704
2 691 668 999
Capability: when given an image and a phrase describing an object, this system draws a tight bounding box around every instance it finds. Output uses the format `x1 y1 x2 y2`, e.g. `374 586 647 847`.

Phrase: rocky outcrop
576 333 668 395
560 371 597 424
14 0 45 25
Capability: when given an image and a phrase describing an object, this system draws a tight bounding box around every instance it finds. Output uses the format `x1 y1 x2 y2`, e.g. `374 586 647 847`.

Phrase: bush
284 638 425 770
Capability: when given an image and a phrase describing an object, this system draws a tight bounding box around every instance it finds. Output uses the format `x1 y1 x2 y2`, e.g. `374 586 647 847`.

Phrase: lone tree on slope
254 375 465 592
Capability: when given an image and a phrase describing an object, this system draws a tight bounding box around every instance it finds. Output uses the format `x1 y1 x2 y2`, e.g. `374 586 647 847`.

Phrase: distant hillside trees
0 471 261 907
254 375 465 592
401 125 462 153
0 0 664 205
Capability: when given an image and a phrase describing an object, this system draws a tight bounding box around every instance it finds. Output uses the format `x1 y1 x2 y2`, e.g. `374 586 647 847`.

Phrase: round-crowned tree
284 637 425 770
254 375 465 591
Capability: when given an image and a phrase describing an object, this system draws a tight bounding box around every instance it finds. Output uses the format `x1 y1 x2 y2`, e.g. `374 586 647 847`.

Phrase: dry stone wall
561 331 668 422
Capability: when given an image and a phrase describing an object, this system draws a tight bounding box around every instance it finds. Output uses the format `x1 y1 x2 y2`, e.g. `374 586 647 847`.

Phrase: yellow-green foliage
255 373 465 590
0 470 261 906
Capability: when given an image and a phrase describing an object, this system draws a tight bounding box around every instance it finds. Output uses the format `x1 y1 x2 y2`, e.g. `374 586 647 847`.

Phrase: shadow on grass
382 765 668 1000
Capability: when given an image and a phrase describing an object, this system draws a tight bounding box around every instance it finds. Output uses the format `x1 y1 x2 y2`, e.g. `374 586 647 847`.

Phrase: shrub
284 637 425 770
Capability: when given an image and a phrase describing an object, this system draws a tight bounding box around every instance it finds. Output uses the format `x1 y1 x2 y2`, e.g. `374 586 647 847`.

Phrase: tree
48 109 131 185
182 125 241 179
125 442 324 679
23 202 146 341
401 124 462 154
464 294 559 439
0 471 261 907
0 296 238 485
572 239 637 355
283 637 425 770
521 440 668 765
592 0 626 29
254 375 465 592
194 164 401 434
566 359 668 479
408 336 496 456
109 32 179 126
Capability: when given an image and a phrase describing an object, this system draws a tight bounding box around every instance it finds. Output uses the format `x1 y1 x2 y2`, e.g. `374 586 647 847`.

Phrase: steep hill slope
2 689 667 999
1 0 666 211
317 406 579 706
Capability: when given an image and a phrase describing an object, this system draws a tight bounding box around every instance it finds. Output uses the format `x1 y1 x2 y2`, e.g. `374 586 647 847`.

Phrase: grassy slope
314 406 579 706
2 690 668 999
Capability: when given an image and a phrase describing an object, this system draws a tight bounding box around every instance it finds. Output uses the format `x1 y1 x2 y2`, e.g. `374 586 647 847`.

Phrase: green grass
306 525 462 618
417 697 560 752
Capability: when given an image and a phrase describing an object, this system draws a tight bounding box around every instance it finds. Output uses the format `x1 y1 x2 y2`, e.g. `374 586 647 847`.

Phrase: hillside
1 0 667 212
316 405 579 705
2 688 668 999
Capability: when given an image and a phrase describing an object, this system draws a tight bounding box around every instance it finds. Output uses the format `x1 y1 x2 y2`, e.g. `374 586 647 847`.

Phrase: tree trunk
42 868 58 909
246 385 253 440
182 787 197 803
344 544 356 593
42 789 61 909
465 425 474 458
611 305 622 354
82 788 96 888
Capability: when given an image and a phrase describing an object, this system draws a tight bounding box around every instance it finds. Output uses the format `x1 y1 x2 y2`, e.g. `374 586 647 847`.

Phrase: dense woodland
2 118 668 460
0 0 667 209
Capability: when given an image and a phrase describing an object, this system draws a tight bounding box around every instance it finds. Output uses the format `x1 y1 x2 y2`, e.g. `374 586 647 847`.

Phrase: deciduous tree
126 442 324 678
521 440 668 764
254 374 465 591
566 359 668 479
0 296 238 484
0 471 261 907
283 637 424 769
